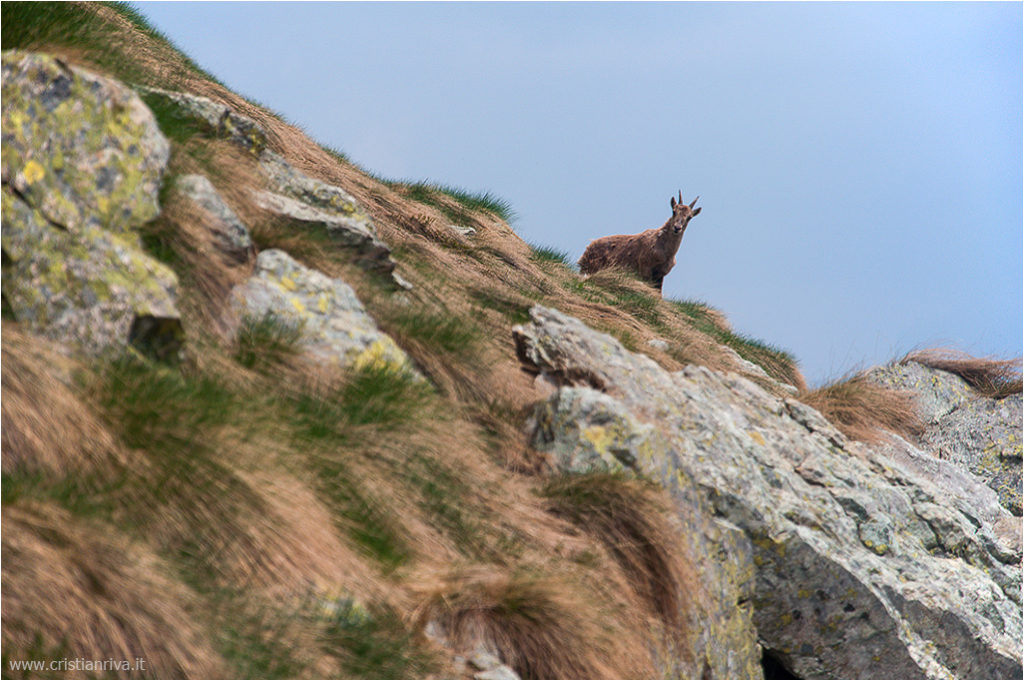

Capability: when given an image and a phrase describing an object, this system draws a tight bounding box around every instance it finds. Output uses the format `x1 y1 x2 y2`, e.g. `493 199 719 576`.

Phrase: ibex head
667 191 701 234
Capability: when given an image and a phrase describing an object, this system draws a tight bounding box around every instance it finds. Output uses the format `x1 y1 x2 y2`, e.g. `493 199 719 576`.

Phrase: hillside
2 3 1021 679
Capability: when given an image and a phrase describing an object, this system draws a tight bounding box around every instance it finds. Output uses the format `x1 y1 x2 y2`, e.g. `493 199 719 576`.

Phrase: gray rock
1 52 181 357
867 361 973 423
449 224 477 237
474 665 520 680
869 361 1023 515
139 85 407 286
515 306 1022 680
256 151 403 281
646 338 669 351
175 174 254 263
531 386 666 473
136 86 267 154
469 650 503 671
231 249 416 374
2 51 169 237
2 188 182 358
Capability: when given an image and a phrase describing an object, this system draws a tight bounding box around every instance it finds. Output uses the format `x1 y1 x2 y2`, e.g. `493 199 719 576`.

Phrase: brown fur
578 193 701 293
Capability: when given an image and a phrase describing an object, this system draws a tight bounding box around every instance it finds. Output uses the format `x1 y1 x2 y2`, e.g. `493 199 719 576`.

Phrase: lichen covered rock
231 249 415 373
2 51 169 235
2 188 182 357
1 51 180 356
516 306 1022 680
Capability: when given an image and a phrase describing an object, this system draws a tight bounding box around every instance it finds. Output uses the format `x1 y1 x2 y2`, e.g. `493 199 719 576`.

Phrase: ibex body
578 192 701 294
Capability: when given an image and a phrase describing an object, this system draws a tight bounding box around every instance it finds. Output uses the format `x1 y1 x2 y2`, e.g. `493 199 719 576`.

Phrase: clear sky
135 1 1022 385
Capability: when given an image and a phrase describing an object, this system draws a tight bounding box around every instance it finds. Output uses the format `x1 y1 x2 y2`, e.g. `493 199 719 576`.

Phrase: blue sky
136 1 1022 385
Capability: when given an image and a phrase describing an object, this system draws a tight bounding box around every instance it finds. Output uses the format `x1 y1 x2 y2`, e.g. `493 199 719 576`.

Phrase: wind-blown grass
387 179 516 225
529 243 573 267
902 348 1023 399
798 373 923 444
539 472 695 641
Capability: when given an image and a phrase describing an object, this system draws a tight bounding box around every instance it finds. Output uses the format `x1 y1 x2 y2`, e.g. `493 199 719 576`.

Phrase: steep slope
2 3 1020 680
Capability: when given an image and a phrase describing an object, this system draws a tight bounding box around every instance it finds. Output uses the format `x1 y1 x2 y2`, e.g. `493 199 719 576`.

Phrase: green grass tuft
391 180 516 225
383 308 482 358
290 365 432 444
97 355 235 456
311 456 412 570
668 298 800 388
529 243 573 267
235 313 304 373
321 602 437 679
1 2 219 87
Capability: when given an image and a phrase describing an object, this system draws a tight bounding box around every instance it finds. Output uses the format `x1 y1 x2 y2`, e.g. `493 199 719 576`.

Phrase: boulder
2 51 169 236
515 306 1022 680
1 188 182 358
869 362 1023 515
231 249 415 374
174 174 254 263
1 51 181 357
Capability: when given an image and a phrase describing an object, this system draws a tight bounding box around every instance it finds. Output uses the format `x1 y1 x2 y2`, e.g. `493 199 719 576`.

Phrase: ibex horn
689 196 700 208
678 190 683 205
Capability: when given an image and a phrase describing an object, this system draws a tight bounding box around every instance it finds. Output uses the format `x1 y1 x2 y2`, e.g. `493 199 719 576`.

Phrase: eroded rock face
515 306 1022 680
1 51 181 357
231 249 415 374
870 362 1023 516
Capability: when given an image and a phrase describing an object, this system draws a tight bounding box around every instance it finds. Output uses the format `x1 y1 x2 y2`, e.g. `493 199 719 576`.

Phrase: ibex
577 191 701 294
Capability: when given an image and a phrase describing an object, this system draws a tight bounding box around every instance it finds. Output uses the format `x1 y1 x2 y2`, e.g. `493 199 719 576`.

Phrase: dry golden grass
540 473 698 648
1 327 124 477
798 373 924 444
1 502 225 679
903 348 1023 400
410 564 654 679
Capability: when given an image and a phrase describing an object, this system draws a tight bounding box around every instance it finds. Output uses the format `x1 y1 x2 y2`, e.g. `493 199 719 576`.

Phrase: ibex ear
670 196 677 209
692 206 702 217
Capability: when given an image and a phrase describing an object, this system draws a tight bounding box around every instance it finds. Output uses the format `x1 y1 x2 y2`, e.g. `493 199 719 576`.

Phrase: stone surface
449 224 477 237
175 174 254 263
2 51 169 236
139 84 405 284
256 151 398 275
136 86 267 154
869 362 1023 515
515 306 1022 680
2 188 182 357
231 249 415 374
1 52 181 357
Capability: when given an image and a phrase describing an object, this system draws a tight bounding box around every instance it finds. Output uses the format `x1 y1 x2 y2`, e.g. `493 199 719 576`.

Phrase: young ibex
577 191 701 294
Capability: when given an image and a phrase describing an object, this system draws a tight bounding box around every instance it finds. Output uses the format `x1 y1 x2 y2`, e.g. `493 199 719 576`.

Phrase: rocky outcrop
515 306 1022 680
136 87 402 280
137 85 268 154
1 51 181 357
870 361 1023 515
174 174 254 263
231 249 415 374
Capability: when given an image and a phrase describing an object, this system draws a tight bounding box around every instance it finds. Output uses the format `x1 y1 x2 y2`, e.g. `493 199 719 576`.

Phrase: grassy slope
0 3 815 678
